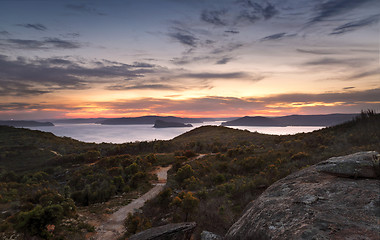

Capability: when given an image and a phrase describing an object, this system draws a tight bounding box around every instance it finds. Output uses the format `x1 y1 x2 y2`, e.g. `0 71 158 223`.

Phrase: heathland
0 111 379 239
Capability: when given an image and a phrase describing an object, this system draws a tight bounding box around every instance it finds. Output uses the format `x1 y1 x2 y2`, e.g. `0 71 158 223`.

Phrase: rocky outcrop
225 151 380 240
316 151 379 178
129 222 196 240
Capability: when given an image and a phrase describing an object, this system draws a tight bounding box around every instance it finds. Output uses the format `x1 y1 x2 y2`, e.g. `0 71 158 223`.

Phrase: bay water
25 122 323 144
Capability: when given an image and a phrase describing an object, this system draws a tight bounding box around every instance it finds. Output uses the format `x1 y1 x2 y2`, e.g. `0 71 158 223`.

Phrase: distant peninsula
153 120 193 128
222 114 358 127
0 120 54 127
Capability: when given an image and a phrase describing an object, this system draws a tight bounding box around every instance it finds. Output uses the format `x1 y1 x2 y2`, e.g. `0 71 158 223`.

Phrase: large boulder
316 151 379 178
129 222 196 240
225 151 380 240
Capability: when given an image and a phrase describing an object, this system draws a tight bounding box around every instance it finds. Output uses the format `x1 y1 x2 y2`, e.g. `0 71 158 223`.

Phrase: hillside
136 112 380 238
0 120 54 127
222 113 358 126
0 112 379 239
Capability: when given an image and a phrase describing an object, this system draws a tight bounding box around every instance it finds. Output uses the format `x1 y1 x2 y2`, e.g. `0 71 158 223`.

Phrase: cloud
91 88 380 116
216 57 233 64
260 32 296 41
236 0 278 24
168 28 198 47
0 31 10 36
171 53 235 65
343 87 355 90
0 55 159 96
304 57 369 68
60 32 81 38
211 43 244 54
65 4 105 15
171 55 212 65
349 69 380 80
260 88 380 104
181 72 250 79
309 0 375 24
2 88 379 118
106 84 182 91
3 38 81 50
16 23 47 31
330 14 380 35
201 9 227 26
43 38 81 49
224 30 240 34
296 49 338 55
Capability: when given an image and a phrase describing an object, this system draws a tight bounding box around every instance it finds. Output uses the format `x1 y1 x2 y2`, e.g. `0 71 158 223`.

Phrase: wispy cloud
330 14 380 35
236 0 278 23
201 9 227 26
216 57 233 65
296 48 339 55
16 23 47 31
304 57 370 68
65 4 105 15
106 84 182 91
0 31 10 36
3 38 81 50
224 30 239 34
260 32 296 41
308 0 375 25
2 88 379 118
0 55 159 96
181 72 250 79
343 87 355 90
168 28 198 47
349 69 380 80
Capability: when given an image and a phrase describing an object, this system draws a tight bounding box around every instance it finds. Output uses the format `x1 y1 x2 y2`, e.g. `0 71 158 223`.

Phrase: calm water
26 122 323 144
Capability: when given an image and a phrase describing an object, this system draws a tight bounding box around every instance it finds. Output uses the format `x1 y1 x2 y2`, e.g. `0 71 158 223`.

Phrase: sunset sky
0 0 379 120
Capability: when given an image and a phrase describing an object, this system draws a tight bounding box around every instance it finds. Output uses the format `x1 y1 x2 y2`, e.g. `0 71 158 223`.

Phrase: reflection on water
26 122 323 144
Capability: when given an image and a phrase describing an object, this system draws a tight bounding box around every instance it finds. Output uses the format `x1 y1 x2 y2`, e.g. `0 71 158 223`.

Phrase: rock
129 222 196 240
201 231 222 240
316 151 379 178
225 151 380 240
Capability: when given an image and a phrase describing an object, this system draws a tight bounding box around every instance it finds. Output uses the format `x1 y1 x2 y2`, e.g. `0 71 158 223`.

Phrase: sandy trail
92 165 171 240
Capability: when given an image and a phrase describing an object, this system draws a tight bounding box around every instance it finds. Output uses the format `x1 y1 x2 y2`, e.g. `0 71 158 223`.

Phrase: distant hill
0 120 54 127
100 116 203 125
222 114 358 127
153 120 193 128
50 118 107 124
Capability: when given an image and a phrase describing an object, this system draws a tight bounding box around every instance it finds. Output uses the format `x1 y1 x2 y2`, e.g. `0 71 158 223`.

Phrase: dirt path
92 165 171 240
184 153 209 164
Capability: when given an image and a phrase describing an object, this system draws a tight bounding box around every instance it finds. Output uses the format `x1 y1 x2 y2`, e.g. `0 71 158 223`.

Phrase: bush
124 212 151 236
175 164 195 184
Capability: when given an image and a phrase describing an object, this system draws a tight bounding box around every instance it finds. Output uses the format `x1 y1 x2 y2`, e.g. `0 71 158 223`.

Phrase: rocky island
153 120 193 128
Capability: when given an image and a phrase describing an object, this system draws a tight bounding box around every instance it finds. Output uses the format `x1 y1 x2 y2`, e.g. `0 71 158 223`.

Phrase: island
0 120 54 127
153 119 193 128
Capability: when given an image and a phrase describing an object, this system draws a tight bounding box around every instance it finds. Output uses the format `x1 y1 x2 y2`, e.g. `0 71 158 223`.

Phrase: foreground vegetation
0 111 379 239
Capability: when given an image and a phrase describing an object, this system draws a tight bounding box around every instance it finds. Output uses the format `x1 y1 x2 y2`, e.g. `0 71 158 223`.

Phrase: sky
0 0 379 120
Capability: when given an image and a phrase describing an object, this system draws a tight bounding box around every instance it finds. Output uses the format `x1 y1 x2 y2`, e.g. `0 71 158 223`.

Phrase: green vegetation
0 111 379 239
138 111 380 237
